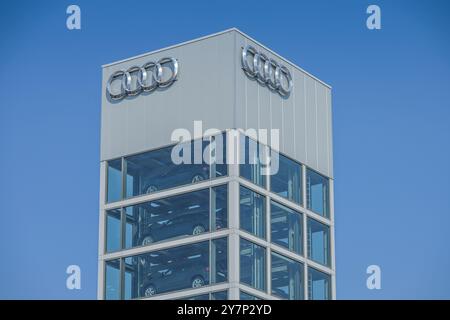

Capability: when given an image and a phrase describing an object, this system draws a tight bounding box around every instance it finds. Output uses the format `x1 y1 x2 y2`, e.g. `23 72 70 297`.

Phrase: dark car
137 207 226 246
139 256 227 297
143 165 209 193
139 211 207 245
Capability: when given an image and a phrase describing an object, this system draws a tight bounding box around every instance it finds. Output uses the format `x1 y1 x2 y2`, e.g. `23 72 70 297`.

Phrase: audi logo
106 57 179 101
241 45 293 97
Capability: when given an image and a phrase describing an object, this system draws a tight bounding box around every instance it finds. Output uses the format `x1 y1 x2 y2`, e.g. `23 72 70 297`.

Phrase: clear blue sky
0 0 449 299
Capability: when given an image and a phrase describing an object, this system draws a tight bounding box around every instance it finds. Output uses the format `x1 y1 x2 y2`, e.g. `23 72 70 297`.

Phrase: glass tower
98 28 335 300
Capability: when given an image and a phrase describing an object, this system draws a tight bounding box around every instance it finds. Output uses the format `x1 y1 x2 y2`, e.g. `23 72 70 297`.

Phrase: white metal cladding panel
292 71 307 165
304 75 318 169
234 34 285 152
259 82 271 143
101 31 236 161
245 71 260 130
326 88 334 177
270 88 283 153
316 82 329 175
233 32 333 178
282 80 296 157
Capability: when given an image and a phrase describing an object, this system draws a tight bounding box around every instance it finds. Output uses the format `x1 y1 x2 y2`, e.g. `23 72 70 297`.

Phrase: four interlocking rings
241 45 293 97
106 57 179 101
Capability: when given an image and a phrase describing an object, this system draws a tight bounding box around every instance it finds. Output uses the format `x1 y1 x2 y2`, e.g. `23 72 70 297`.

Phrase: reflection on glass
307 218 330 266
210 133 228 179
184 294 210 300
124 189 210 248
105 259 120 300
106 187 228 251
124 257 135 300
106 135 227 202
138 242 209 298
107 159 122 203
308 267 331 300
211 291 228 300
270 201 302 255
306 169 329 217
212 185 228 231
240 135 267 188
240 291 261 300
125 140 210 198
240 186 266 239
270 153 302 204
212 238 228 284
271 252 304 300
106 209 121 253
240 239 266 292
122 239 227 298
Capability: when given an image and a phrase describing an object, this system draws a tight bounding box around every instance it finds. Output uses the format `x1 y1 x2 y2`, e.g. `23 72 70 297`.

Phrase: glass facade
240 135 267 188
270 153 302 205
271 252 304 300
125 140 210 198
107 159 122 203
240 291 261 300
105 186 227 252
308 267 331 300
119 239 227 298
125 189 208 248
211 290 228 300
270 201 302 255
240 186 266 239
307 218 330 266
105 259 120 300
106 209 121 253
106 134 227 203
102 133 333 300
306 169 329 218
240 239 266 292
183 294 209 300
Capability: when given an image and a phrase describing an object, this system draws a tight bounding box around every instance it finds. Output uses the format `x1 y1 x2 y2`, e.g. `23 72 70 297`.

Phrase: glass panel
124 257 136 300
127 241 211 298
270 201 302 255
240 239 266 292
240 186 266 239
211 238 228 284
105 259 120 300
307 218 330 266
211 290 228 300
212 185 228 231
124 140 210 198
125 216 134 250
106 209 121 252
107 159 122 203
271 252 304 300
181 294 210 300
239 291 261 300
124 189 210 248
240 135 266 188
124 271 132 300
270 153 302 204
123 239 227 298
210 133 228 179
306 169 329 217
308 267 331 300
